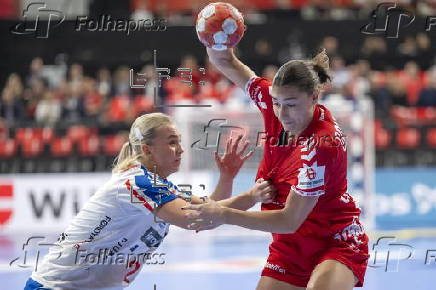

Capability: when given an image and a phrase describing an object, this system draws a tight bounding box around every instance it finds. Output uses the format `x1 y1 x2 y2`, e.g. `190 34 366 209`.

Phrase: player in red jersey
184 47 370 290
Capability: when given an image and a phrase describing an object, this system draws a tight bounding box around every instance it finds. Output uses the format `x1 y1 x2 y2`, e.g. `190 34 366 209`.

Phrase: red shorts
261 231 369 287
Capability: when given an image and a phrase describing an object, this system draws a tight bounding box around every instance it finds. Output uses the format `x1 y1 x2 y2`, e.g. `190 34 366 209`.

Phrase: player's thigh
256 276 305 290
306 259 358 290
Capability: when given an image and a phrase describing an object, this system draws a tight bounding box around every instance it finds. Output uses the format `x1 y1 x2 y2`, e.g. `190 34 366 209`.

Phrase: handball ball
196 2 246 51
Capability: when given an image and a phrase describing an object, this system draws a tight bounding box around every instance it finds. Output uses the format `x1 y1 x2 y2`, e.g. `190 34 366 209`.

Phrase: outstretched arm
184 189 318 233
207 47 256 91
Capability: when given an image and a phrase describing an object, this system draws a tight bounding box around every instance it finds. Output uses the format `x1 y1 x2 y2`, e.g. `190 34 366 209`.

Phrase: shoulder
245 77 272 101
307 105 347 155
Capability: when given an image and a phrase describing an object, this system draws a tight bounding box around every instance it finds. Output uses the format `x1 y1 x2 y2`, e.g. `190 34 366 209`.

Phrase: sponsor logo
108 237 129 256
305 168 316 180
296 162 325 190
87 215 112 242
264 262 286 274
140 227 164 248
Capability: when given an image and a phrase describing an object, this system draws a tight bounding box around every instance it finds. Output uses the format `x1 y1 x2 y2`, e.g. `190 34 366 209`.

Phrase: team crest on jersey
296 162 325 190
140 227 163 248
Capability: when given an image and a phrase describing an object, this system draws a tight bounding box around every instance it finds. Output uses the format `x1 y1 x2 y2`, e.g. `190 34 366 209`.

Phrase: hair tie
134 127 144 141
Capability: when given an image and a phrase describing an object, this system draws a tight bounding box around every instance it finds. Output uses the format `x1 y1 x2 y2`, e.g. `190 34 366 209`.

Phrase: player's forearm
216 189 256 211
222 208 295 233
209 174 233 201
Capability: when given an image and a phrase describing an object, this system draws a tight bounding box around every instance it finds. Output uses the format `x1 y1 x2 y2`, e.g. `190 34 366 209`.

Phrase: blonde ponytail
112 112 173 173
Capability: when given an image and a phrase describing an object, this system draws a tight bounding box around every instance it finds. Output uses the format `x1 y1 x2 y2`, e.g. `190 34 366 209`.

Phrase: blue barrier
375 168 436 230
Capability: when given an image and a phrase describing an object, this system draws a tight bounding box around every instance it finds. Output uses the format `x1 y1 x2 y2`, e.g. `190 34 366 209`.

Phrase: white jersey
31 162 188 289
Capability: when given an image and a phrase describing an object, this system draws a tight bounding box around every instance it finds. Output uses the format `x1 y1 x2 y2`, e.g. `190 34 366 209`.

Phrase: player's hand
182 200 225 232
214 135 254 179
250 178 276 204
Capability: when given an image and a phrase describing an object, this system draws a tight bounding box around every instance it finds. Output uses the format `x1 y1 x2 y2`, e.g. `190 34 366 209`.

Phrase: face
271 85 316 136
142 124 184 178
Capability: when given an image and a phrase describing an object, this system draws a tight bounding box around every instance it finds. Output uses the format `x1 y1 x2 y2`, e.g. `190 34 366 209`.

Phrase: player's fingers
213 151 221 164
225 137 232 155
236 140 250 156
181 204 202 211
256 178 265 183
258 180 271 189
185 212 201 220
242 149 254 161
231 134 243 154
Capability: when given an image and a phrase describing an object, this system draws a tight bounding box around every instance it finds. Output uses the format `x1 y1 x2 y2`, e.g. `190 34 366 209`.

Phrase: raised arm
206 47 256 91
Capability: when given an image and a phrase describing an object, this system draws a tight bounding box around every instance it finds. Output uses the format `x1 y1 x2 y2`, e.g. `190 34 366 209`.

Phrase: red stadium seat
103 134 128 156
78 135 100 156
32 127 55 144
426 128 436 148
106 95 131 122
67 126 90 144
390 107 417 127
51 138 73 157
21 138 43 157
0 139 16 158
396 128 421 149
15 128 34 144
375 126 391 149
133 95 153 116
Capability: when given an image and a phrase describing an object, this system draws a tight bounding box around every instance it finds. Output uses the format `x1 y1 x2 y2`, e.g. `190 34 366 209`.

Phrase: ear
141 144 152 155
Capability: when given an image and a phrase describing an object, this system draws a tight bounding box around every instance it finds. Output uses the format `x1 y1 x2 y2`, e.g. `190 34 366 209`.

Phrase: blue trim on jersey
24 278 51 290
135 167 179 206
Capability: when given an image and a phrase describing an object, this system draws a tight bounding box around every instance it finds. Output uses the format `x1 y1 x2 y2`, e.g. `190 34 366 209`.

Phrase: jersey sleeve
245 77 277 132
119 171 179 213
290 141 337 197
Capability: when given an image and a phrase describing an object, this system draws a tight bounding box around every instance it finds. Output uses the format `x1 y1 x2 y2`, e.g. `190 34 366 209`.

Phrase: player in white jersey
25 112 275 290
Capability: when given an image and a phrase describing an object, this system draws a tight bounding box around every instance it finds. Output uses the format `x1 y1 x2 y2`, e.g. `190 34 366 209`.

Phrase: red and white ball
196 2 246 51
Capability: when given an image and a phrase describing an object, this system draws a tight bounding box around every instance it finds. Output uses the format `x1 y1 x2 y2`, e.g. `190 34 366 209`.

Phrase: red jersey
246 76 366 247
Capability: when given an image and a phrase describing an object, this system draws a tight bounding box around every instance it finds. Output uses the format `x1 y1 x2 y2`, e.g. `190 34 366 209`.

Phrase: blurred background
0 0 435 289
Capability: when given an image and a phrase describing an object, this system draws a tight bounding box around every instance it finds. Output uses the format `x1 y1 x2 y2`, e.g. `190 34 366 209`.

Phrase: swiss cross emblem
305 168 316 180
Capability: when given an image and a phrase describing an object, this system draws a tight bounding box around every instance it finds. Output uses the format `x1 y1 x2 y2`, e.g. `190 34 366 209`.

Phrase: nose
178 144 184 155
278 105 288 121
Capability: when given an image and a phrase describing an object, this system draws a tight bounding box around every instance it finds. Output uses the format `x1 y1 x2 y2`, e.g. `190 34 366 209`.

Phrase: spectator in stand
320 36 339 58
416 33 433 69
68 63 84 95
386 70 408 106
96 68 112 97
398 61 424 105
25 77 48 121
6 73 24 100
330 56 350 92
63 80 85 122
368 71 392 117
26 57 46 88
397 36 417 59
113 66 132 97
35 90 61 126
417 67 436 107
360 37 387 69
0 87 25 125
83 77 104 122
